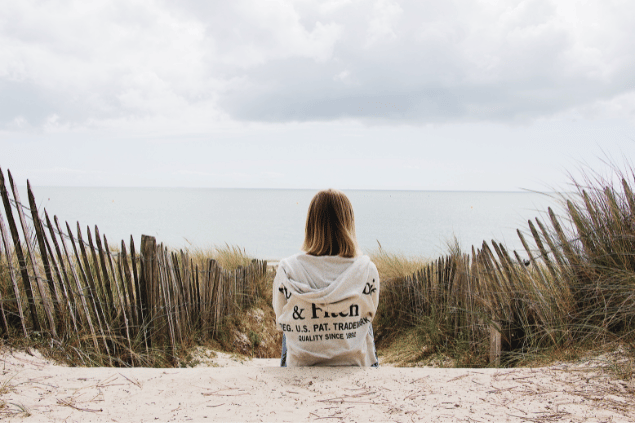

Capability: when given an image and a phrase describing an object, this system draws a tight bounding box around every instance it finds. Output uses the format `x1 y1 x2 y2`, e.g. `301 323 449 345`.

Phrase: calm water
20 187 561 260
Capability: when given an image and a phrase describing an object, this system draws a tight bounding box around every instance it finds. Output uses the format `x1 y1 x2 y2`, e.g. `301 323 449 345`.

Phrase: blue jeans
280 323 379 367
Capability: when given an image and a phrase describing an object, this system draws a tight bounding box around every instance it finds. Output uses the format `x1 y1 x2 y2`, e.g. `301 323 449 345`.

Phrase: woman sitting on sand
273 189 380 367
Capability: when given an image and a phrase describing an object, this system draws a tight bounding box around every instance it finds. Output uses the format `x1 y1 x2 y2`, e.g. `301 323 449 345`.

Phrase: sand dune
1 348 633 422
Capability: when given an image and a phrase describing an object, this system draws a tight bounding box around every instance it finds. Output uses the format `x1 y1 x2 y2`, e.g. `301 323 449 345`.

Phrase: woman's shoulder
279 252 376 271
362 255 379 277
279 252 305 263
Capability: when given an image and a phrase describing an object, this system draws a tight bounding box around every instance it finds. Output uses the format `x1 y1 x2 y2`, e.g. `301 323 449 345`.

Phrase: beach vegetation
185 243 253 270
374 162 635 368
369 245 430 282
2 162 635 371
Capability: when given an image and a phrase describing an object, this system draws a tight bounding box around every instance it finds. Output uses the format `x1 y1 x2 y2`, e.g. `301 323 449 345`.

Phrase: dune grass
3 163 635 370
0 236 271 367
369 246 430 282
374 163 635 368
185 243 254 270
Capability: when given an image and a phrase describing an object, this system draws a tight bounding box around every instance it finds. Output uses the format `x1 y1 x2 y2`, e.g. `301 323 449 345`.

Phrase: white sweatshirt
273 253 380 367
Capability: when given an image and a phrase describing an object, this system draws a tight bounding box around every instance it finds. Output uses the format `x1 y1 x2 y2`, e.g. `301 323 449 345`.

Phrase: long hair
302 189 359 258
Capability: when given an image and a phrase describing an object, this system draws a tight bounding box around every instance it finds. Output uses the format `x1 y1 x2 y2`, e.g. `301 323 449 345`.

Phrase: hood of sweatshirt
272 252 380 366
278 253 374 305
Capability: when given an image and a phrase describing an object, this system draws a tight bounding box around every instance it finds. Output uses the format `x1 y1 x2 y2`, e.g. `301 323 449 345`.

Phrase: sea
19 187 563 261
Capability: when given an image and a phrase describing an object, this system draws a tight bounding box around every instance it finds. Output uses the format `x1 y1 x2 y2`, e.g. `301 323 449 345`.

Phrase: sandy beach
1 347 633 422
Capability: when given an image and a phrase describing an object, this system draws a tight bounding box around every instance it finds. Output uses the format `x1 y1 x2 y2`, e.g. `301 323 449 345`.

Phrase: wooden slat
45 211 79 332
0 250 9 333
103 234 125 319
200 260 209 328
115 247 132 328
568 199 594 257
491 241 515 289
157 245 176 350
0 213 28 336
165 248 183 343
535 217 569 276
209 260 221 334
489 321 502 366
470 246 479 310
8 172 57 337
54 216 99 352
86 226 110 316
27 182 64 329
194 262 200 328
0 168 40 331
140 235 156 344
43 227 77 333
548 207 579 268
73 222 113 364
517 228 549 289
167 251 184 342
129 236 143 328
175 252 190 331
76 224 107 327
516 230 551 332
200 261 208 328
528 220 558 280
495 242 521 288
105 239 133 365
94 227 115 312
180 250 192 328
483 241 507 290
479 241 501 317
120 240 138 327
116 252 135 366
129 236 148 353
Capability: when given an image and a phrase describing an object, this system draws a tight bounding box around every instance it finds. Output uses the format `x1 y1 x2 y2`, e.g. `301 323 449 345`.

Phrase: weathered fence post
140 235 157 344
489 321 502 366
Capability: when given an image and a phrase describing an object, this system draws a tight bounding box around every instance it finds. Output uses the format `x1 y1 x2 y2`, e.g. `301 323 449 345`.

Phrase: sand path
1 348 633 422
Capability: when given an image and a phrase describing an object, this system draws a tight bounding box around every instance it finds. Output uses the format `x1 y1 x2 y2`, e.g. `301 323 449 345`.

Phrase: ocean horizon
18 186 563 261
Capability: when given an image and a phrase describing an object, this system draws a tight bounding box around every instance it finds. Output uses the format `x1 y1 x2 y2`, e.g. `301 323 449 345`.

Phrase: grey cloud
215 1 635 123
2 0 635 129
0 80 53 126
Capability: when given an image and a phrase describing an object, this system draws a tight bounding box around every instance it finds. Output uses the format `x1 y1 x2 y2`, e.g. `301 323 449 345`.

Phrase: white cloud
1 0 635 130
8 116 29 130
192 1 342 67
333 69 351 82
0 0 215 129
365 0 402 47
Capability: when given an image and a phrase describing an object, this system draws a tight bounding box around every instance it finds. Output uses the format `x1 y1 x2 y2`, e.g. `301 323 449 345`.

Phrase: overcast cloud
2 0 634 128
1 0 635 190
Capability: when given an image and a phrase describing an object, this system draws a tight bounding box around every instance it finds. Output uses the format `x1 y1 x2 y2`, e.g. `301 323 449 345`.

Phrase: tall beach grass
373 163 635 367
2 163 635 369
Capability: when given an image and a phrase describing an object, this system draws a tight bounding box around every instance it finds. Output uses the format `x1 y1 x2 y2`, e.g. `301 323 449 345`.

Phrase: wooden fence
384 224 573 365
0 167 267 365
1 166 579 367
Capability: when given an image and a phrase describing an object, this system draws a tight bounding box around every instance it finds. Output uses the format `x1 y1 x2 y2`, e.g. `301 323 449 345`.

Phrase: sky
1 0 635 191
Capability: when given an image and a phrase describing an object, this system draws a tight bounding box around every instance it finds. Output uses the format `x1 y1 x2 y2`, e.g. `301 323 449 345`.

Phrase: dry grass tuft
0 376 31 418
5 161 635 370
369 247 430 282
185 243 254 270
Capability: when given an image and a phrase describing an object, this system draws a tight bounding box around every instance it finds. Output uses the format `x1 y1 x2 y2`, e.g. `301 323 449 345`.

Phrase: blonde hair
302 189 359 258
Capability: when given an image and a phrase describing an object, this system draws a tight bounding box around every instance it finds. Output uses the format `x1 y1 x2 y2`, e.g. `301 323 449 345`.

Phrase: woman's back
273 252 379 366
272 188 380 367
